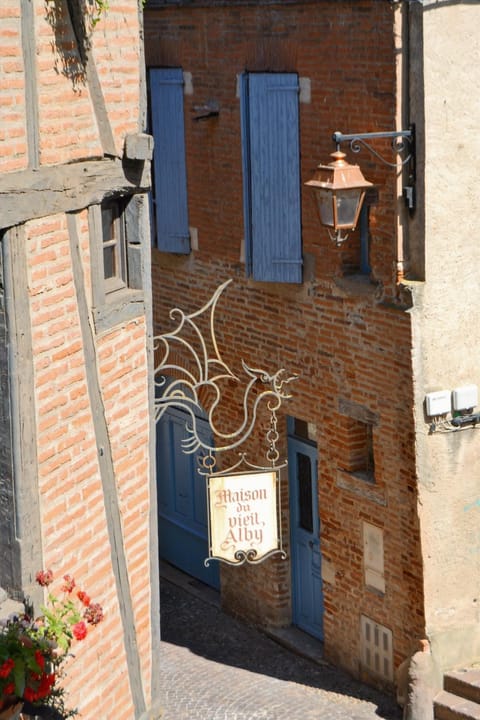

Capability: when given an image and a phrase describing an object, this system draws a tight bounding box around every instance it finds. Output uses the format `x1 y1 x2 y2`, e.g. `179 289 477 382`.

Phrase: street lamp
305 149 373 246
306 128 415 246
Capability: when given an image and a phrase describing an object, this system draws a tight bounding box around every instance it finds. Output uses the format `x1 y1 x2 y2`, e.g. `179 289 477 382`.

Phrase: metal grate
360 615 393 682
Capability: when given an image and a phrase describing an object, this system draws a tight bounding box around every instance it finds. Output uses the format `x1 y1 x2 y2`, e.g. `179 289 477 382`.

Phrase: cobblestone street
159 571 402 720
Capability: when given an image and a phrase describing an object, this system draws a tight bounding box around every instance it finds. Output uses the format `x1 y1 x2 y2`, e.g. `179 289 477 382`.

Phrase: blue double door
288 433 324 640
156 407 219 589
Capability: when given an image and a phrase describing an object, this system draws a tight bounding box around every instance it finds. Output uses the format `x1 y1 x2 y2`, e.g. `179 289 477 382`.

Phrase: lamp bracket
332 127 414 169
328 229 350 247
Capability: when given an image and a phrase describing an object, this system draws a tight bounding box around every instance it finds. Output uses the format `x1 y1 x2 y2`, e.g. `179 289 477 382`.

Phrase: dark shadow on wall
44 0 95 91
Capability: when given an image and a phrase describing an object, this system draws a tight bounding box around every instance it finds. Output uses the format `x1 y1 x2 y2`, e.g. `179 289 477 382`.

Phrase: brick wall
146 0 424 689
0 1 27 173
97 318 152 705
20 207 152 717
0 1 157 717
37 0 142 163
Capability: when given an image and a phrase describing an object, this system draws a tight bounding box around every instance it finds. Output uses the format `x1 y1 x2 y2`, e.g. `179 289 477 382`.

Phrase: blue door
288 433 324 639
156 407 220 589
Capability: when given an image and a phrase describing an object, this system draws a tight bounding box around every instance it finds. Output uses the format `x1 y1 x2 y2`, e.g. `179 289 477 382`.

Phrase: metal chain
266 408 280 465
199 450 217 474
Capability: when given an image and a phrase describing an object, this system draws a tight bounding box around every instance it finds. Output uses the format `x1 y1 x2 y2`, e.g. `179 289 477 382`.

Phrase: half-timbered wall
0 1 160 717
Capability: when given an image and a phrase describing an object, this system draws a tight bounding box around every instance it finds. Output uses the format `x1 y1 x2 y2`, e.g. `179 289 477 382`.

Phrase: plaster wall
410 1 480 672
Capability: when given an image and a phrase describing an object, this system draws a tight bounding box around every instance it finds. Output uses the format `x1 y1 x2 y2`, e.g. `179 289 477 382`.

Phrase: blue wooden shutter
241 73 302 283
240 74 253 277
150 68 190 254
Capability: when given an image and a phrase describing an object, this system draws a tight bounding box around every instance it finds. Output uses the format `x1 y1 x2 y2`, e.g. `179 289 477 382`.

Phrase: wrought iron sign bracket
153 280 297 567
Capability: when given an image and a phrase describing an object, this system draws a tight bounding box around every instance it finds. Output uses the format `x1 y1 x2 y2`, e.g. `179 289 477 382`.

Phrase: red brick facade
145 0 424 690
0 2 28 173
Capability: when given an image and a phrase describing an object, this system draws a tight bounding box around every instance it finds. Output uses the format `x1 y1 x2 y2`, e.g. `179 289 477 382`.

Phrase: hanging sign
206 470 283 566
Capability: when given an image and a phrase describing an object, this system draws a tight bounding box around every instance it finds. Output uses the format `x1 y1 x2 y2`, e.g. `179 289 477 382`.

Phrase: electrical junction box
452 384 478 412
425 390 451 416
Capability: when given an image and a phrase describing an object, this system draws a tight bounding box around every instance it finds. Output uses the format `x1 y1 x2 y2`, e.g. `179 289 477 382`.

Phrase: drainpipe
393 0 411 283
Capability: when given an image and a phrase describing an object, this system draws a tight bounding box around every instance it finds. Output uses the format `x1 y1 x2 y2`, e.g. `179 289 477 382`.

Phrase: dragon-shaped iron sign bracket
153 280 297 566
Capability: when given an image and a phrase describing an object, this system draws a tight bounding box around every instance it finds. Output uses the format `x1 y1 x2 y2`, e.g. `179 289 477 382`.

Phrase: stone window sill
93 289 145 333
335 468 386 507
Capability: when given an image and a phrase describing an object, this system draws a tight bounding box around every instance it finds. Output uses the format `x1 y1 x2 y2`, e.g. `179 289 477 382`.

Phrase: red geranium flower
36 672 55 699
23 686 37 703
34 649 45 671
2 682 15 696
77 590 91 607
61 574 76 593
72 621 87 641
0 659 14 678
84 603 104 625
35 569 53 587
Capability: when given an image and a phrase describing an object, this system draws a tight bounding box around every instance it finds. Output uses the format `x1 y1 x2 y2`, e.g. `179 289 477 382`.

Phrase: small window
338 416 375 481
288 416 316 444
352 420 374 475
88 194 146 332
102 198 128 295
293 419 310 440
297 452 314 533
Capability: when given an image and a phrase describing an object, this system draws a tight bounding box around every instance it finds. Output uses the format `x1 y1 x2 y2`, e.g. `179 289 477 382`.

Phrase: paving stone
158 578 402 720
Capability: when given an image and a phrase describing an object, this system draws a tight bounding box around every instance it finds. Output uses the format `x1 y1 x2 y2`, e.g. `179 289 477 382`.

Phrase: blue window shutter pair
149 68 190 254
241 73 303 284
149 68 302 279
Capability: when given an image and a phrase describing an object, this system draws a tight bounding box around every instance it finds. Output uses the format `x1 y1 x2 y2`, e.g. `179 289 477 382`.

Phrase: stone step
434 690 480 720
445 670 480 705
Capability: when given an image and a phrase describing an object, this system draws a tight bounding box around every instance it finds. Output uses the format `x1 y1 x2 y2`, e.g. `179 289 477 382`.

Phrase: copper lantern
306 150 373 245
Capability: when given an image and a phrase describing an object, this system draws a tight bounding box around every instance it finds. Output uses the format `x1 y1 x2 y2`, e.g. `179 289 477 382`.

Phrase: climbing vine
45 0 109 32
44 0 111 88
89 0 110 27
45 0 145 90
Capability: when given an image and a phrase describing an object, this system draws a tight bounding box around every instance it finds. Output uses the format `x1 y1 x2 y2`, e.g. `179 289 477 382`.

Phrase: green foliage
38 596 81 653
90 0 110 27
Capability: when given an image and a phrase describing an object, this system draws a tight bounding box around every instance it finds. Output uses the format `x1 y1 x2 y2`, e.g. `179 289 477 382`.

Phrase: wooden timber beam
0 157 151 230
